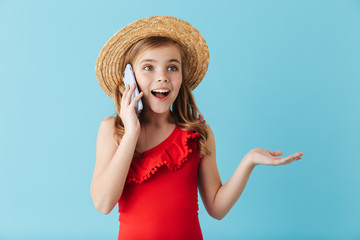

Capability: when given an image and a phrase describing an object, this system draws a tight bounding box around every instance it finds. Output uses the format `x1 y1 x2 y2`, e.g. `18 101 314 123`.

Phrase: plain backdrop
1 0 359 239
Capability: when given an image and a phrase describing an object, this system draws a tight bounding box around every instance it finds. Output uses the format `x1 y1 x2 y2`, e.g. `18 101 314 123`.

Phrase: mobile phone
123 64 143 114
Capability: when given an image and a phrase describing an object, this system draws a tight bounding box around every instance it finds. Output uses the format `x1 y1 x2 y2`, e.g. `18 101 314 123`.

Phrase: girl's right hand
120 83 144 136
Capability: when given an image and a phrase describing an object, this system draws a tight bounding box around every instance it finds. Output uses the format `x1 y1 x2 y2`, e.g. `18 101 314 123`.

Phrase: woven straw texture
95 16 209 99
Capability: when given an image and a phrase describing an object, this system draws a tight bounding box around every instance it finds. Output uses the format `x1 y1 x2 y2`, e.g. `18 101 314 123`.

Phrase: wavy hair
112 36 211 160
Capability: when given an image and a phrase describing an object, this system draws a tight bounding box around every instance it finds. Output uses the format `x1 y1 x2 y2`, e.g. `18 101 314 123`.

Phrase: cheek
173 83 182 98
173 73 182 86
175 78 182 91
134 75 148 92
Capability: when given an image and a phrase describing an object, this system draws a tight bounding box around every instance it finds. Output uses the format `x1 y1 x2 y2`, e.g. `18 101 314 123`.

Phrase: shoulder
203 123 215 150
198 123 214 142
100 116 116 130
97 116 117 144
204 123 213 136
103 116 116 124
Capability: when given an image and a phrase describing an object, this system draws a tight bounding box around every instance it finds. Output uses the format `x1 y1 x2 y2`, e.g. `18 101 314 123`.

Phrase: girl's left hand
249 148 303 167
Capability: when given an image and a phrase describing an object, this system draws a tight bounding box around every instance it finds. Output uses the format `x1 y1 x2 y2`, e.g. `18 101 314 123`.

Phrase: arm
212 154 254 220
198 125 303 220
198 125 255 220
90 117 139 215
91 84 144 214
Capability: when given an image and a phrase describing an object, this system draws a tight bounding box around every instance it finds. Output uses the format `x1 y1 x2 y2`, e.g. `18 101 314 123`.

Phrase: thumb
270 150 283 156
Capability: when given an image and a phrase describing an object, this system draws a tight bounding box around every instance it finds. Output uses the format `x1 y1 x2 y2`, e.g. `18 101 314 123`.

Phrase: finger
130 91 144 107
121 84 129 105
271 152 302 166
129 83 137 96
131 92 144 105
122 84 131 105
123 84 131 98
124 84 136 105
291 152 303 158
270 151 283 156
281 154 301 165
124 83 131 91
285 157 299 165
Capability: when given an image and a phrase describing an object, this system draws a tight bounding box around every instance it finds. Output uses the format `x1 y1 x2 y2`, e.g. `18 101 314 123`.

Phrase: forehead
135 42 183 62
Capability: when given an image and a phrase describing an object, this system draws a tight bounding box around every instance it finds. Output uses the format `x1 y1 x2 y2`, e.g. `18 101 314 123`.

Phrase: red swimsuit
117 125 203 240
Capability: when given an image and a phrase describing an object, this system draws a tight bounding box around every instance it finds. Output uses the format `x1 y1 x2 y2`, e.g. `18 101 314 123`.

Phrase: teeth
152 89 169 93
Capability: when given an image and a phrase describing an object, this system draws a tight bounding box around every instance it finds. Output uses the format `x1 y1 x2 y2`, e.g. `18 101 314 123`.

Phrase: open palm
250 148 303 166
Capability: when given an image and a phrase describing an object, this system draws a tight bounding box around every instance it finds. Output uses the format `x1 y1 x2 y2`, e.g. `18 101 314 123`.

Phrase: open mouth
151 89 170 99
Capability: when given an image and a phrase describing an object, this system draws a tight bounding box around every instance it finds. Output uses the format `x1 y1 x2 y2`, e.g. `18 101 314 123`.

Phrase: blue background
1 0 359 239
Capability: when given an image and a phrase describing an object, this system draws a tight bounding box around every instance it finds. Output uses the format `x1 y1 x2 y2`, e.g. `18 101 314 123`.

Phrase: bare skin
90 43 304 218
90 43 184 214
198 126 303 220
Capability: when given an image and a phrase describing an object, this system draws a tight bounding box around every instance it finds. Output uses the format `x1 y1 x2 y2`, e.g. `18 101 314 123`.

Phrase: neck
140 108 174 128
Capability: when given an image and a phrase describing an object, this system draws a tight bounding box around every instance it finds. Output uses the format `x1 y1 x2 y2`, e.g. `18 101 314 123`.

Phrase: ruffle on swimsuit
125 126 200 185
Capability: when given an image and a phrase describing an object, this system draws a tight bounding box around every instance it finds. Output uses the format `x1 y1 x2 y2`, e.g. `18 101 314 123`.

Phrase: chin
149 106 171 114
142 101 173 115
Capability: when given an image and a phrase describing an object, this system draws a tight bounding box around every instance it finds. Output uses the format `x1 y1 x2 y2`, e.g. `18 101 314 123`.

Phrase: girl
91 16 303 240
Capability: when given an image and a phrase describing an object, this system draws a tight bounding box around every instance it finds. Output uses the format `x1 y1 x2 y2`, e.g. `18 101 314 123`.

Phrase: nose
156 69 169 83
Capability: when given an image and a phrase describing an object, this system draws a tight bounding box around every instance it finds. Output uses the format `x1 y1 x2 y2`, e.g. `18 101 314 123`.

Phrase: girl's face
133 43 183 115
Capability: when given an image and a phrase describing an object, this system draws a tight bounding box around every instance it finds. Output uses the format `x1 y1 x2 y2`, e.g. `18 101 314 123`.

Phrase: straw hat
95 16 210 99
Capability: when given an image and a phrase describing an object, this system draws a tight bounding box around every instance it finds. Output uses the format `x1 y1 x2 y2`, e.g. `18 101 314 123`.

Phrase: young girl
91 16 303 240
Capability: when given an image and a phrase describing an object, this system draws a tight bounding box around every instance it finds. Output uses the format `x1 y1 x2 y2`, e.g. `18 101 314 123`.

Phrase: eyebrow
140 59 181 64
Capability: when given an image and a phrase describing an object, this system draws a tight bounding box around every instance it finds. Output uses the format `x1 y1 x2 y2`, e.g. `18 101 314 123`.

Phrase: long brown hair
112 36 211 159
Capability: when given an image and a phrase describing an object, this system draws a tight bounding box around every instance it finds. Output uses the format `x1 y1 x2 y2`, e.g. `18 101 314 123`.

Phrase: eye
144 65 152 71
168 66 178 71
